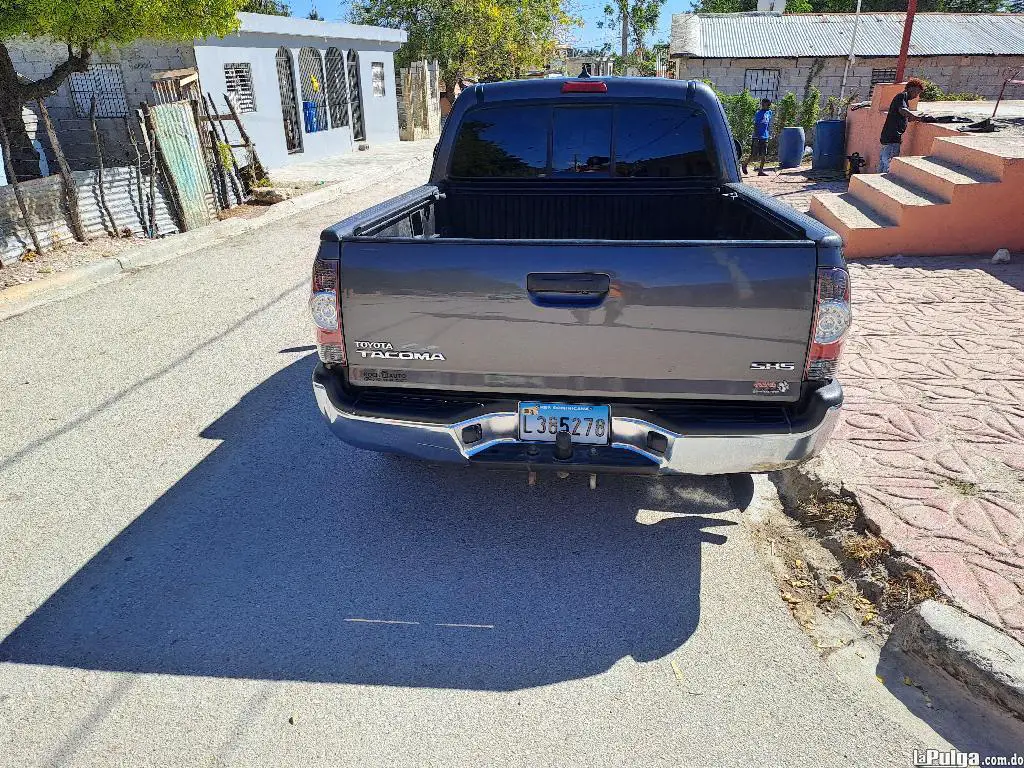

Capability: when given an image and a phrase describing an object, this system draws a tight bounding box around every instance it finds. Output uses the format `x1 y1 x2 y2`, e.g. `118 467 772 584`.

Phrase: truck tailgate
338 241 817 402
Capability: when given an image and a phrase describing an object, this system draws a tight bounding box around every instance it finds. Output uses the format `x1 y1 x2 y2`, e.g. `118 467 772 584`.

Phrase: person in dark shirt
878 78 925 172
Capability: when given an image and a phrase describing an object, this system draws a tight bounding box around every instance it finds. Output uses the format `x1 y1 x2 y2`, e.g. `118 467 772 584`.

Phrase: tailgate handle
526 273 610 308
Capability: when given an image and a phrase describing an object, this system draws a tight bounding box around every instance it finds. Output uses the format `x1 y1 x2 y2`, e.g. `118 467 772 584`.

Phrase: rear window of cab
449 103 718 179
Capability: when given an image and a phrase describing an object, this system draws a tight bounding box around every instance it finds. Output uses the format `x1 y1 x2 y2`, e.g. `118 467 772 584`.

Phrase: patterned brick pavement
749 171 1024 642
744 167 849 213
833 257 1024 642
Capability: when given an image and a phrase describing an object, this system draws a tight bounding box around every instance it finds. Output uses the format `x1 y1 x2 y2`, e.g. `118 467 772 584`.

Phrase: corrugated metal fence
149 102 217 231
0 167 179 266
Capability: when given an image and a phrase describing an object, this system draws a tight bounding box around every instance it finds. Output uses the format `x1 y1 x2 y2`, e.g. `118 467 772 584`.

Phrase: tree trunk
0 40 92 181
620 2 629 62
0 43 42 180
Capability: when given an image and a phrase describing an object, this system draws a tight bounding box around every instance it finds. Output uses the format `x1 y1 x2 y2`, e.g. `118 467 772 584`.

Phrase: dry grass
841 533 891 567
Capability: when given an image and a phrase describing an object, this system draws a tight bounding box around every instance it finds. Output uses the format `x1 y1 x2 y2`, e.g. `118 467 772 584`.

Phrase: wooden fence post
89 96 117 236
124 115 149 237
37 98 86 243
223 94 267 185
206 92 244 204
0 116 44 257
137 104 159 237
141 102 187 233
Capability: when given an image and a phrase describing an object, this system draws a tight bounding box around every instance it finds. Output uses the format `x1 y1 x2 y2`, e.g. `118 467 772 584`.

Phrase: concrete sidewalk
271 139 436 185
833 256 1024 643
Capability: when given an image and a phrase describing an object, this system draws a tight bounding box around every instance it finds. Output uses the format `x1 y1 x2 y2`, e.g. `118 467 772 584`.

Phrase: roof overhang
224 12 408 47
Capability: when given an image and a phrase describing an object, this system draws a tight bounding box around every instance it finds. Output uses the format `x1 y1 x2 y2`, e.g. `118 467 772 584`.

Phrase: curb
777 457 1024 720
0 151 431 322
891 600 1024 720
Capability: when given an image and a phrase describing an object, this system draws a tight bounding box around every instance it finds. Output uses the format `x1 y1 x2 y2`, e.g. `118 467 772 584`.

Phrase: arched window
297 47 328 133
275 47 302 153
347 49 366 142
325 47 349 129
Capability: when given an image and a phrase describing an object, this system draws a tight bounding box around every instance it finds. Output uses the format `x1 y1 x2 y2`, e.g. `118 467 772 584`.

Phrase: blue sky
289 0 695 50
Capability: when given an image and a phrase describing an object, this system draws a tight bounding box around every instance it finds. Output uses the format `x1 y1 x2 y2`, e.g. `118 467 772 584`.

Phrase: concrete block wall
5 37 196 172
398 61 440 141
676 54 1024 103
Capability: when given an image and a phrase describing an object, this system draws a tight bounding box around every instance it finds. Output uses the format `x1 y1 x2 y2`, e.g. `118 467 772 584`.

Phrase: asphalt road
0 163 1020 767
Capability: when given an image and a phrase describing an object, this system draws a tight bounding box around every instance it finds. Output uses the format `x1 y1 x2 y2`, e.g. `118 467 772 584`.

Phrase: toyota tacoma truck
309 77 850 475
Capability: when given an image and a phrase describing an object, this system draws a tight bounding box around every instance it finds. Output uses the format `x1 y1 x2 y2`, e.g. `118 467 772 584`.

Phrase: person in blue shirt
743 99 773 176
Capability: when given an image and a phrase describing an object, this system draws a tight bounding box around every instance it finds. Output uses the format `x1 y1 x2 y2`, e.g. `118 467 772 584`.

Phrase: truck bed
321 181 830 403
343 181 804 242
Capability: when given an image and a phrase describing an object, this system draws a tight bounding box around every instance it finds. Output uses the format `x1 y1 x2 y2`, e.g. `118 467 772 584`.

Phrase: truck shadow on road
0 355 739 691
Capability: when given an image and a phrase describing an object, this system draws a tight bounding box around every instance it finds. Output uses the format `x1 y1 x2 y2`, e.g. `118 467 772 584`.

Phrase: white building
7 13 408 172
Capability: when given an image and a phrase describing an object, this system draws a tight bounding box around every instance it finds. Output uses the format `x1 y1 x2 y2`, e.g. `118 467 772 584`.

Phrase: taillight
310 255 346 365
805 267 852 381
561 80 608 93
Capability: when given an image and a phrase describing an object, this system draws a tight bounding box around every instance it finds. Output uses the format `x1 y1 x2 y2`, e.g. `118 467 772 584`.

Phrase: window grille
69 64 129 118
224 63 256 112
743 69 780 102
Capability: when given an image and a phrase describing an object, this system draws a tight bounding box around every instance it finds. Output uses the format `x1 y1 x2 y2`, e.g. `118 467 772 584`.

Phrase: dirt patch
0 235 145 291
753 464 942 655
216 204 270 221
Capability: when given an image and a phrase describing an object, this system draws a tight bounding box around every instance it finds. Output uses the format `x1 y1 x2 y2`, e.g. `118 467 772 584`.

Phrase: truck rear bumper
312 365 842 475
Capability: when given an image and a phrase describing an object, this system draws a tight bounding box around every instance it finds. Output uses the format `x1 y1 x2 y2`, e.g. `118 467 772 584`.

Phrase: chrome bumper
312 370 842 475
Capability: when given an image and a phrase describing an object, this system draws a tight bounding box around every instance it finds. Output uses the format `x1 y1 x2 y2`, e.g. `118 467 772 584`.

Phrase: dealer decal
753 380 791 395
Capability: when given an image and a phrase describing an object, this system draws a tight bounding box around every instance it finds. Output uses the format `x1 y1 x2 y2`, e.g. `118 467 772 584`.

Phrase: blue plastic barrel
778 127 805 169
812 119 846 171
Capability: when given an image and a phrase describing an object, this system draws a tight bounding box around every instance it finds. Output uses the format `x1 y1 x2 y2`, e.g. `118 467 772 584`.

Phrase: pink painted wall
845 82 961 171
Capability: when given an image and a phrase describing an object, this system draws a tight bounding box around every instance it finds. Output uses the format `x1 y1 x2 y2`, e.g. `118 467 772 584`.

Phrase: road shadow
0 355 737 691
877 637 1024 756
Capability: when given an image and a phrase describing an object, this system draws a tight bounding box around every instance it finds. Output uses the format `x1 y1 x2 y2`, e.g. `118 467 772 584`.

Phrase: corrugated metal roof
670 12 1024 59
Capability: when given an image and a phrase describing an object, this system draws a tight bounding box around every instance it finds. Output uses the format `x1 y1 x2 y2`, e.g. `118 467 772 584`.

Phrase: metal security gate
325 47 349 128
347 49 366 142
297 47 328 134
276 47 303 154
149 101 215 230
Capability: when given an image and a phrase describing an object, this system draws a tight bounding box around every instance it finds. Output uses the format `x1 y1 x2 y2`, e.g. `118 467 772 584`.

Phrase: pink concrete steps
887 156 997 201
848 174 944 221
809 134 1024 259
809 192 898 258
930 135 1024 180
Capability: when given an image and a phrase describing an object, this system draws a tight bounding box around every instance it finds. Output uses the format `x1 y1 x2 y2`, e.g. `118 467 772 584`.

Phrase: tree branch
19 43 93 100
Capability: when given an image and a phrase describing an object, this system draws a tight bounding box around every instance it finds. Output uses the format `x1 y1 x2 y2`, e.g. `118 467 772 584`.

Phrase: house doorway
275 47 303 154
347 50 366 142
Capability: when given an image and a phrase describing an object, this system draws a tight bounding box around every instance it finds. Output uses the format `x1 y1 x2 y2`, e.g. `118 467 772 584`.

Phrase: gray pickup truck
309 77 851 476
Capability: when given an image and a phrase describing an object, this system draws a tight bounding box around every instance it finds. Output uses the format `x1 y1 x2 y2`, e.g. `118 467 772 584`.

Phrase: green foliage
918 80 985 102
774 92 798 130
799 86 821 135
769 91 798 155
692 0 1004 9
823 94 855 118
598 0 667 62
240 0 291 14
216 142 234 171
707 85 759 144
692 0 754 10
351 0 578 88
0 0 242 49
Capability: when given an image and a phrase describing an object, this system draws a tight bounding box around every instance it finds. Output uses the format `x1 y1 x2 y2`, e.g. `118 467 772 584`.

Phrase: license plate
518 402 611 445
